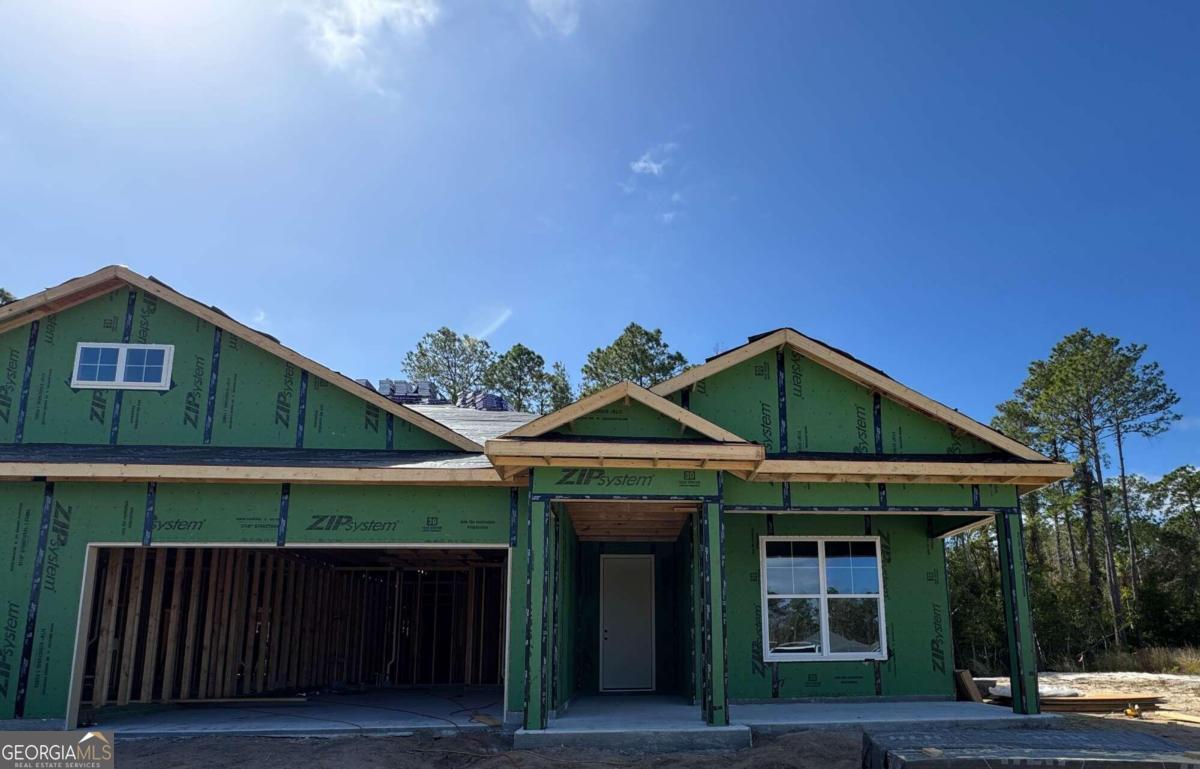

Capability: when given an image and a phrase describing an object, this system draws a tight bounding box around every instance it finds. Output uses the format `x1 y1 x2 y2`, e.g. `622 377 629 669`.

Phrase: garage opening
76 546 507 724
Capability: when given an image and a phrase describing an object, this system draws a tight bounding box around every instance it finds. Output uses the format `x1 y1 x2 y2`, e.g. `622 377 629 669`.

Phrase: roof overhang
483 441 1070 491
485 438 765 478
0 461 520 486
743 458 1072 493
651 328 1052 463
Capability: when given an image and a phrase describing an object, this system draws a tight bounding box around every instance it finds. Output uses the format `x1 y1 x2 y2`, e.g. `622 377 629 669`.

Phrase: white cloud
629 142 677 176
472 307 513 340
291 0 440 88
527 0 580 37
657 211 678 224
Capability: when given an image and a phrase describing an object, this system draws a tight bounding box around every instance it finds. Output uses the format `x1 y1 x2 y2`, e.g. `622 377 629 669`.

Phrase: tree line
401 322 687 413
950 329 1195 674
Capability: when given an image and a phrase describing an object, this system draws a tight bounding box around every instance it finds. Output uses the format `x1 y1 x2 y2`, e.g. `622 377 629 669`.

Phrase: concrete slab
732 700 1052 734
513 695 752 751
87 687 503 738
862 727 1199 768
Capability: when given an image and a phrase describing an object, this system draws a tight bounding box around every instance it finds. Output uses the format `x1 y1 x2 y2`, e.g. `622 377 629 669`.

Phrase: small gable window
72 343 174 390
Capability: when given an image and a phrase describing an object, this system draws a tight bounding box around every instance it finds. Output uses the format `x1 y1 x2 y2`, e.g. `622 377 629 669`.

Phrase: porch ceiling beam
486 439 765 462
759 459 1071 478
491 456 760 472
754 459 1071 487
753 473 1060 486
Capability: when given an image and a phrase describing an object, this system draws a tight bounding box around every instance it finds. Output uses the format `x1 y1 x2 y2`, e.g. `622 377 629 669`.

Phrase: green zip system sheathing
997 507 1040 714
0 287 456 451
0 481 513 721
545 399 705 441
672 347 1004 458
724 512 954 700
722 474 1018 514
523 499 550 730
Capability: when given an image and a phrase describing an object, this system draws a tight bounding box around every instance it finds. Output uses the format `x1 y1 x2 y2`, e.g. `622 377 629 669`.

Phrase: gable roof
650 328 1049 462
501 380 750 444
0 265 482 452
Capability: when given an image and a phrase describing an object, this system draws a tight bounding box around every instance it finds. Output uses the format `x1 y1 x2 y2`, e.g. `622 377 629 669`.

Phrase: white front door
600 554 655 691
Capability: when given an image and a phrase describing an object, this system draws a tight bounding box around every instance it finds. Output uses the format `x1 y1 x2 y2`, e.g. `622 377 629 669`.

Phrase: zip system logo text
553 469 654 488
305 514 398 533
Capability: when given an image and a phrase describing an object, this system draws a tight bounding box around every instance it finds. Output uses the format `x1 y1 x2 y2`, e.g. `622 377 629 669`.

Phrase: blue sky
1 1 1197 476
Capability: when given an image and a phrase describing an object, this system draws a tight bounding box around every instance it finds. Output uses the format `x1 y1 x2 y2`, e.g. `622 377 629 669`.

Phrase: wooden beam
179 549 206 700
159 548 187 701
0 462 519 486
0 265 126 334
754 459 1071 484
92 549 124 707
139 548 168 701
487 439 763 464
117 549 147 706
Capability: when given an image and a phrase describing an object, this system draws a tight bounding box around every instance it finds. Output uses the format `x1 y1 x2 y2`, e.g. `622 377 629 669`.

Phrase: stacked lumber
990 692 1164 712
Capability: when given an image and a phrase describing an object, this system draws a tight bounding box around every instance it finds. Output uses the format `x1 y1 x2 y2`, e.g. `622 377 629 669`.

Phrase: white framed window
71 343 175 390
759 536 887 662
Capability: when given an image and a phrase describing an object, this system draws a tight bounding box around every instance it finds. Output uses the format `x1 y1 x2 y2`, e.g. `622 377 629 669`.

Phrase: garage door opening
75 546 507 729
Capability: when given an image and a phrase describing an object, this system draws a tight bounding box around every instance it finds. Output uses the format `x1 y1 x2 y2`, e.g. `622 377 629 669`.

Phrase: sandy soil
1041 672 1200 716
115 730 864 769
990 672 1200 717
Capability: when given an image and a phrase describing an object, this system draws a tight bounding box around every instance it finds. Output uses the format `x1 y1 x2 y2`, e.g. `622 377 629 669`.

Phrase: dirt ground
115 729 864 769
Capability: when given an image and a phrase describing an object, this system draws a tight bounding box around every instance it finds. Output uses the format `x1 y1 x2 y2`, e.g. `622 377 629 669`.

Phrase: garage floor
89 687 504 737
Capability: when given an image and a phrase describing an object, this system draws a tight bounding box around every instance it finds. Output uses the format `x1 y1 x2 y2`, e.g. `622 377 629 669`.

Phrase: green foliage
544 361 574 413
402 327 495 403
580 322 687 395
485 343 547 413
956 328 1186 672
1089 647 1200 676
483 343 575 415
0 288 14 305
988 329 1180 649
949 468 1200 675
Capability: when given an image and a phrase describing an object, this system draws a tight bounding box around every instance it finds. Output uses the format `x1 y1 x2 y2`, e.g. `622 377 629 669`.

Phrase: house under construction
0 266 1070 739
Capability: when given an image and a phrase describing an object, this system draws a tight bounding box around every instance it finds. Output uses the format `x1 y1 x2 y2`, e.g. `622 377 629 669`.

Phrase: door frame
598 553 656 692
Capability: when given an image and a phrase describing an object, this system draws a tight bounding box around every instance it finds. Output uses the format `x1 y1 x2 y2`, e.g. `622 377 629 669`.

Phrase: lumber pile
990 691 1164 713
